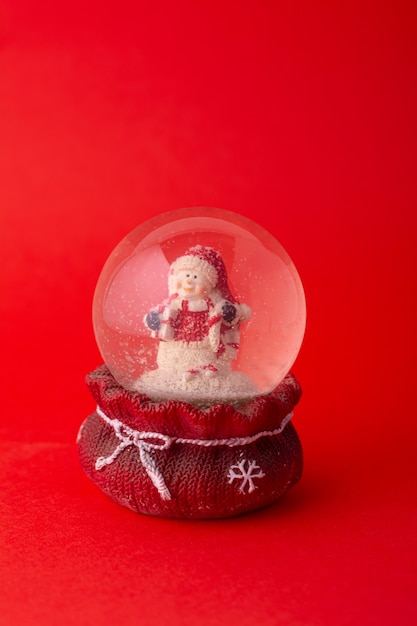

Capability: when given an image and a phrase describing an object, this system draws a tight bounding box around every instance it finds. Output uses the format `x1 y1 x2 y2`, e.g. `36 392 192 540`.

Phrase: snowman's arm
144 299 180 340
143 299 172 332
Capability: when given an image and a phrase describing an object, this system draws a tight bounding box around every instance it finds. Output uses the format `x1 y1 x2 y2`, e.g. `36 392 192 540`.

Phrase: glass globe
93 208 306 406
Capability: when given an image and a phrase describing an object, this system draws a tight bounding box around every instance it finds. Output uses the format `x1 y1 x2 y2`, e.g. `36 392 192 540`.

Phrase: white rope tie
94 405 293 501
95 407 172 500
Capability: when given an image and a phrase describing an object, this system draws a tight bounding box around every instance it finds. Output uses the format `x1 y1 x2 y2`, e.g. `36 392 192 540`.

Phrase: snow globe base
77 365 303 519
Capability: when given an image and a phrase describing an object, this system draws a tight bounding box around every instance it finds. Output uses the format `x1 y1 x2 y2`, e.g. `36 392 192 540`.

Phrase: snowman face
175 268 212 301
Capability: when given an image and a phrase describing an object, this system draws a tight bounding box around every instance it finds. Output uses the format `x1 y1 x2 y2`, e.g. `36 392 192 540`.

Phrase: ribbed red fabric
78 365 303 519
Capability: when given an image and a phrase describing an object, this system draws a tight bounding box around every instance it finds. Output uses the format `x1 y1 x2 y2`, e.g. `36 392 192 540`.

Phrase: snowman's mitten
222 302 237 323
146 310 161 331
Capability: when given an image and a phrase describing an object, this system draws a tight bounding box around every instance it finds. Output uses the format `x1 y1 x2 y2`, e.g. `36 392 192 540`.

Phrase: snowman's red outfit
144 246 250 378
166 298 222 344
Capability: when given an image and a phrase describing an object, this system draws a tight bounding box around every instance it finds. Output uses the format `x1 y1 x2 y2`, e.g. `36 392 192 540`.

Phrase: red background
1 1 416 624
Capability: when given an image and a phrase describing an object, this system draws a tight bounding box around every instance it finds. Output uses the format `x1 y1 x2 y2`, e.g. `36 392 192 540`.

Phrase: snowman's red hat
170 245 236 302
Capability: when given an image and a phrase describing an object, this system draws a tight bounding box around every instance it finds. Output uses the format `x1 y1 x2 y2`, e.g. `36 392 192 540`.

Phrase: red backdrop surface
1 1 416 625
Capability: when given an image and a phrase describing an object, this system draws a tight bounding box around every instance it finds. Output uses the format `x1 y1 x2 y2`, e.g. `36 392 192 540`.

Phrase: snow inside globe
93 207 306 407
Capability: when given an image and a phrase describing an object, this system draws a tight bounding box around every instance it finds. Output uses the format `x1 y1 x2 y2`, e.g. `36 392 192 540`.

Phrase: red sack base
78 365 303 519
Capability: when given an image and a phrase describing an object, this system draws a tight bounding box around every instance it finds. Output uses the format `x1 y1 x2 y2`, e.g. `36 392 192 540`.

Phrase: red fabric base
78 366 303 518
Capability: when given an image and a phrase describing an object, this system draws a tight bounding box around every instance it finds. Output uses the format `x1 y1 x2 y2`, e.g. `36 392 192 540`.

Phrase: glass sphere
93 208 306 406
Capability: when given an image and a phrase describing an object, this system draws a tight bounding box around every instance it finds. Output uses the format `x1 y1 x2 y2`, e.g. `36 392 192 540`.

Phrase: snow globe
77 207 306 518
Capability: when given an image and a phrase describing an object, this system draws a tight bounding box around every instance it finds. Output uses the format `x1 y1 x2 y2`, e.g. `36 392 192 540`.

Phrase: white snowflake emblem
227 459 265 494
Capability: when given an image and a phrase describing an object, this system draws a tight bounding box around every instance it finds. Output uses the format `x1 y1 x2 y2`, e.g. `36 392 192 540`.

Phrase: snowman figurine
135 245 256 404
